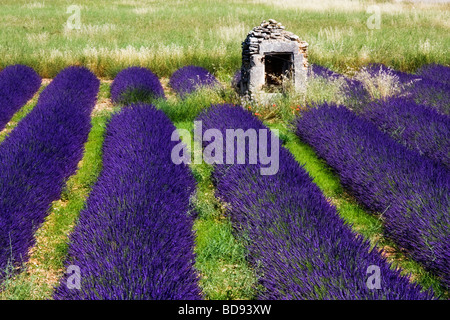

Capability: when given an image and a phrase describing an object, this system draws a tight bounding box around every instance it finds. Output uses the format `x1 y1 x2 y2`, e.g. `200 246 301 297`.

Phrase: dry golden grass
354 65 403 99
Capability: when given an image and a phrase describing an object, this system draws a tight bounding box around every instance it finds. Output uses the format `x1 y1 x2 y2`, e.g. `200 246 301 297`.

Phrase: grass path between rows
0 82 48 144
174 120 257 300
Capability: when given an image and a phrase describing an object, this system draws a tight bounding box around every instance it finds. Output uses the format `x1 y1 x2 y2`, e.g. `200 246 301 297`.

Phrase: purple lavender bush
0 64 41 130
407 78 450 115
362 63 421 83
309 64 342 80
342 78 371 111
196 104 434 299
359 63 449 115
169 65 218 97
53 104 201 300
416 64 450 87
0 66 99 282
361 97 450 169
110 66 165 104
231 69 241 91
295 103 450 290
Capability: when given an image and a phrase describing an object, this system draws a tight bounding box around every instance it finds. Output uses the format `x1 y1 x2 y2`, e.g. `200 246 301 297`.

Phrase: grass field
0 0 449 78
0 0 449 300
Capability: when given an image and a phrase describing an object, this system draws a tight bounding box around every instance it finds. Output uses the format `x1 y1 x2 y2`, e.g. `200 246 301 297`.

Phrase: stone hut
239 19 308 101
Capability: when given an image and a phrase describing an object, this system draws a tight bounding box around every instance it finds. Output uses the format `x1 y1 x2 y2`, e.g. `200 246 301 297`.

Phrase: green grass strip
173 120 256 300
0 84 47 144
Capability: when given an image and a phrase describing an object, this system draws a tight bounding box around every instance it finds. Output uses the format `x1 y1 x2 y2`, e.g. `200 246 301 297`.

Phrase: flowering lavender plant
110 66 165 104
362 97 450 169
308 64 370 110
53 104 201 300
196 104 434 299
362 63 421 84
407 77 449 115
0 64 41 130
169 65 218 97
416 64 450 87
0 66 99 282
309 64 342 80
358 63 449 115
296 103 449 290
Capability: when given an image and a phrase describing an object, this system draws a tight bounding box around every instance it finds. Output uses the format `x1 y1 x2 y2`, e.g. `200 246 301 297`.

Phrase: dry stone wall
239 19 308 101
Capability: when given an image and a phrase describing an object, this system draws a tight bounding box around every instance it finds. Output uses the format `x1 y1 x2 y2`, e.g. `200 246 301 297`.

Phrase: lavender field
0 0 448 303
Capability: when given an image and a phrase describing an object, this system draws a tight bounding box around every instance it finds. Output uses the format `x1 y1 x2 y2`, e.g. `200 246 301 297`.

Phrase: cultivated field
0 0 449 301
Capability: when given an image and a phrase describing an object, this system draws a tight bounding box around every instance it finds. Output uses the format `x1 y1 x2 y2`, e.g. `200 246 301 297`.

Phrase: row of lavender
111 65 218 104
395 64 449 115
295 103 449 290
197 104 434 299
313 63 450 116
310 65 449 285
313 63 450 170
54 64 446 298
0 66 99 282
1 62 445 297
362 98 449 169
54 69 202 299
0 65 41 131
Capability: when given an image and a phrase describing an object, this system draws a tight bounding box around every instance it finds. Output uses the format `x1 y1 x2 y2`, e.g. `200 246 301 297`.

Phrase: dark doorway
264 53 293 88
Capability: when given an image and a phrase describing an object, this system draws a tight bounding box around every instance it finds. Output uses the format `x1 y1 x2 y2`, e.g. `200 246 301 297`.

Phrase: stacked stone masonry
239 19 308 100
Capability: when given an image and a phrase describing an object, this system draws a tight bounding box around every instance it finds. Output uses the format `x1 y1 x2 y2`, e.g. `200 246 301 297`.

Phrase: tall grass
0 0 448 78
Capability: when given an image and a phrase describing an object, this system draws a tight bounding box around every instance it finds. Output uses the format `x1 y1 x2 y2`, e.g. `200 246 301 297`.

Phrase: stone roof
244 19 308 47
